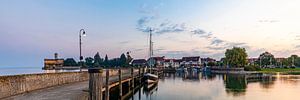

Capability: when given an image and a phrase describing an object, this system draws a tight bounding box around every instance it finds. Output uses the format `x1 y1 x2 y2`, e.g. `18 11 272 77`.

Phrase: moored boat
144 73 158 84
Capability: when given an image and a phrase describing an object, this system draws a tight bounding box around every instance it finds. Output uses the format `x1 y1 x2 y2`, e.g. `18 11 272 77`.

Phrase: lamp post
79 29 86 70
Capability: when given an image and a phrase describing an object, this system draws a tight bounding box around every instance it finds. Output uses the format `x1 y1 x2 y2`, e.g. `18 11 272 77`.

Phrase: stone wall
0 72 89 99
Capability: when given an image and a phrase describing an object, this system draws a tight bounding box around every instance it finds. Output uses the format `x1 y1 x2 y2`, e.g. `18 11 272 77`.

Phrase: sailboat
144 28 159 84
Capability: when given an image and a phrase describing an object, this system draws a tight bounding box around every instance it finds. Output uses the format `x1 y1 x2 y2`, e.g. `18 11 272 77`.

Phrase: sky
1 0 300 67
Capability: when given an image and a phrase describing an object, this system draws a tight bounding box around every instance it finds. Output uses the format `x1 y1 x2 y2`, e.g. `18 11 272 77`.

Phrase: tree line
63 52 133 68
221 47 300 70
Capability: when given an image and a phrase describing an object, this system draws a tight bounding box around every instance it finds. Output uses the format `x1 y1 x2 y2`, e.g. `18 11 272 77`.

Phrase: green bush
244 65 261 71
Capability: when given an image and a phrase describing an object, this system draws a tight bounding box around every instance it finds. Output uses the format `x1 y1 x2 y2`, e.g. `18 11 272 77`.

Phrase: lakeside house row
131 56 216 68
132 56 294 68
43 52 295 69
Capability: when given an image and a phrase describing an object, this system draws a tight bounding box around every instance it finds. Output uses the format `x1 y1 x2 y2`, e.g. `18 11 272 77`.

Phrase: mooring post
88 68 103 100
138 67 141 84
105 69 109 100
118 68 122 98
142 66 145 75
131 67 134 89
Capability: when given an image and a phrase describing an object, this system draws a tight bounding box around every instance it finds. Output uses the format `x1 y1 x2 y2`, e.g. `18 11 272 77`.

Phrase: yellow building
43 53 64 70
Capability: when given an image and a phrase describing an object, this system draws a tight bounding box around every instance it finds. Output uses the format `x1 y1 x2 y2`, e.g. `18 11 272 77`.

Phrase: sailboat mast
149 28 153 58
149 28 154 69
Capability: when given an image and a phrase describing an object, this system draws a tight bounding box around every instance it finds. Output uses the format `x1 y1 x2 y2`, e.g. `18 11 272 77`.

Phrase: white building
164 59 182 68
181 56 201 68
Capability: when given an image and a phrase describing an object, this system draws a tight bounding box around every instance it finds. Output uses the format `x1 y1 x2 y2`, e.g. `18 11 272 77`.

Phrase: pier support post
138 67 141 84
131 67 134 89
118 68 122 99
88 68 103 100
105 69 109 100
142 66 145 75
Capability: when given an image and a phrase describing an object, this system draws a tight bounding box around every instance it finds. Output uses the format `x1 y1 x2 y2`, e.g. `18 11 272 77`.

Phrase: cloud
192 29 206 35
137 4 187 34
247 48 266 58
295 45 300 48
191 29 213 38
155 22 186 34
156 50 203 58
211 38 225 46
136 17 187 34
258 19 280 23
119 41 130 44
154 48 166 53
136 16 155 32
295 35 300 40
138 3 161 17
132 48 144 52
206 46 227 50
206 36 248 51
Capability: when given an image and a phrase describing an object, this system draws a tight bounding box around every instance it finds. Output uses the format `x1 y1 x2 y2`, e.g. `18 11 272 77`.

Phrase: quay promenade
0 67 148 100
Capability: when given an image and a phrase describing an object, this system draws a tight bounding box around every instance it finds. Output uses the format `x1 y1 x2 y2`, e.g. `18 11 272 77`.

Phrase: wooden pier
88 67 147 100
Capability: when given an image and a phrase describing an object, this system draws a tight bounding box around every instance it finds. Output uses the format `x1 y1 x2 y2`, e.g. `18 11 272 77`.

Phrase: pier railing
88 67 146 100
0 67 147 100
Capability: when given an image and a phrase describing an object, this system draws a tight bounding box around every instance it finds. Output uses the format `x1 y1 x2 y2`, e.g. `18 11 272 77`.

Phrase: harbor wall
0 72 89 99
0 68 136 99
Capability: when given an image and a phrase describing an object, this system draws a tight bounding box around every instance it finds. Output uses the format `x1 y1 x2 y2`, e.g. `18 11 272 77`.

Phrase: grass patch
259 68 300 74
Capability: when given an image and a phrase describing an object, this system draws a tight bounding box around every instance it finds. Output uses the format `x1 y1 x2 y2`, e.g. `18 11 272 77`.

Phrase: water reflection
182 71 200 81
126 72 300 100
223 75 247 96
143 83 158 98
201 72 217 81
258 76 275 90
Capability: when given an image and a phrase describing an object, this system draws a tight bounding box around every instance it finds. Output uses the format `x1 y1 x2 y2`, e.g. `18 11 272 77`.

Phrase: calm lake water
126 72 300 100
0 67 80 76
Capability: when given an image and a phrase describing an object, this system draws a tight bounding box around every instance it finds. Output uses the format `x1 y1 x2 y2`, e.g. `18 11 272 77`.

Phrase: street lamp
79 29 86 70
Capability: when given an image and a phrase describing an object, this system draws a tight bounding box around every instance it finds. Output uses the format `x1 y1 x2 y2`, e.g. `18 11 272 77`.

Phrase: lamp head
82 30 86 36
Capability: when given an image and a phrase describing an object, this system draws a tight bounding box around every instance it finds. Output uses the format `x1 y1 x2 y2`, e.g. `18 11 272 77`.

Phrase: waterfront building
131 59 147 67
247 58 258 65
174 59 182 68
275 58 286 67
181 56 201 68
148 56 165 68
164 59 182 68
43 53 64 70
201 57 216 65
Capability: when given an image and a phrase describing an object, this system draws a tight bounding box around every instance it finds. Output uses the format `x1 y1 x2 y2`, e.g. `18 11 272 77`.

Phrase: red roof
201 57 216 62
164 59 173 62
182 56 200 62
174 59 182 62
131 59 147 64
151 56 165 61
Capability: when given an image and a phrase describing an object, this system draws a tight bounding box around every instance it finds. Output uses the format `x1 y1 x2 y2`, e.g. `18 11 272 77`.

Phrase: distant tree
94 52 103 67
120 53 127 67
258 52 276 67
63 58 78 66
103 54 109 67
287 55 300 67
207 62 216 66
77 61 87 68
224 47 248 67
85 57 94 68
109 58 121 67
282 58 290 67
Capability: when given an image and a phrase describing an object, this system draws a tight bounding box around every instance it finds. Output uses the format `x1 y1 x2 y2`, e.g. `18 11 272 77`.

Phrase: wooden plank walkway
3 71 141 100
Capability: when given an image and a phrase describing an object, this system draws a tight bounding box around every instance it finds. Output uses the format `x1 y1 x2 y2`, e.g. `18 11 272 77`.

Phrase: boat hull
144 73 158 84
